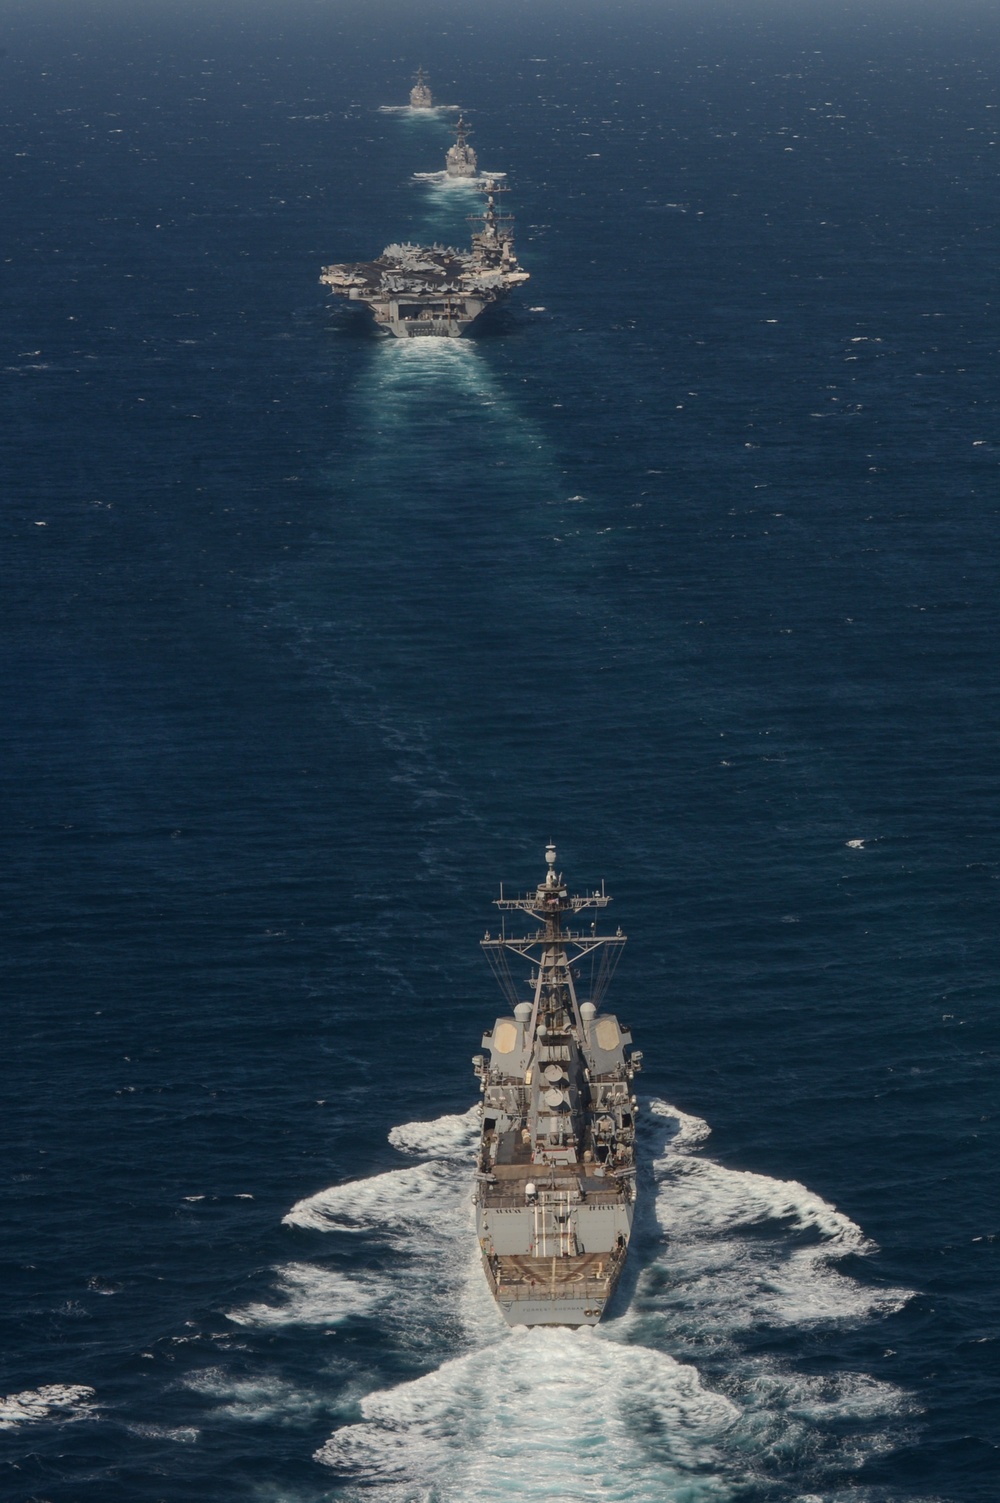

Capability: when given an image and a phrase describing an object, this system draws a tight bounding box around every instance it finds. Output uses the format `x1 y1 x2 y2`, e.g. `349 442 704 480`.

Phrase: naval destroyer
409 68 433 109
320 180 528 338
473 847 642 1325
445 116 477 178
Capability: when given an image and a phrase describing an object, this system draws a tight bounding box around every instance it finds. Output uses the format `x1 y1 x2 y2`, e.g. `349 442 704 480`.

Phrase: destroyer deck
491 1252 615 1290
478 1163 628 1209
482 1248 627 1325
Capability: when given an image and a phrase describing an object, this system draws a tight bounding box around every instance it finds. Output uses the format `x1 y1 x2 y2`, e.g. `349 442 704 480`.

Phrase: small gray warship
409 68 433 109
320 180 528 338
473 847 642 1326
445 115 477 178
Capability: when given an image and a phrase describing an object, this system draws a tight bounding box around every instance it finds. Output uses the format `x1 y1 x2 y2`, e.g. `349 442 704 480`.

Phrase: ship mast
482 845 626 1046
468 178 516 268
409 67 433 109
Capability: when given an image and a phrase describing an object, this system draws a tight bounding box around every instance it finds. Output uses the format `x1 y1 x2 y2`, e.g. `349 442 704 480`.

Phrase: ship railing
480 1187 623 1209
485 1265 625 1302
484 1239 629 1300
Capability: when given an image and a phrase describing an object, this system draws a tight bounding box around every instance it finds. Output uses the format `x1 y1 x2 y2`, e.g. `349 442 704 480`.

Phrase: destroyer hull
474 1160 634 1327
476 1198 633 1326
482 1251 629 1327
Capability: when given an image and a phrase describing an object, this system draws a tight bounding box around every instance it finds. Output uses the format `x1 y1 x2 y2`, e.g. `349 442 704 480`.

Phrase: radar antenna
481 846 626 1045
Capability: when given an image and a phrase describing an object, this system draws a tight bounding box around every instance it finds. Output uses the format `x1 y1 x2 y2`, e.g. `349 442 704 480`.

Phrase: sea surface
2 1 999 1499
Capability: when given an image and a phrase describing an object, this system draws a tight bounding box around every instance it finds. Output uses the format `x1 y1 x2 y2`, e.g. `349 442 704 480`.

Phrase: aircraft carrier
473 847 642 1326
320 180 528 338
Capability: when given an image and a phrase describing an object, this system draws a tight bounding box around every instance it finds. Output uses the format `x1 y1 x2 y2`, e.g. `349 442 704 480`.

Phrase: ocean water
2 1 999 1499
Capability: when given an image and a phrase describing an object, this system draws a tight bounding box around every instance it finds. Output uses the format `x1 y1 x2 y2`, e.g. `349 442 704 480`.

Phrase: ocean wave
642 1101 911 1333
0 1383 96 1429
227 1261 381 1327
233 1101 916 1498
184 1368 336 1426
125 1421 200 1443
388 1103 479 1159
283 1158 472 1240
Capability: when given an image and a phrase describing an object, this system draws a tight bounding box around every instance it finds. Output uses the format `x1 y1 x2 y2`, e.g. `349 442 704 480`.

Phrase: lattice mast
481 845 625 1044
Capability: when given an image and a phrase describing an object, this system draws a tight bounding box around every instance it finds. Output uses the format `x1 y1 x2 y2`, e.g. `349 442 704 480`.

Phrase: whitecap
644 1099 910 1331
283 1159 471 1240
184 1368 334 1426
227 1261 380 1328
126 1421 200 1443
0 1383 96 1429
388 1104 479 1159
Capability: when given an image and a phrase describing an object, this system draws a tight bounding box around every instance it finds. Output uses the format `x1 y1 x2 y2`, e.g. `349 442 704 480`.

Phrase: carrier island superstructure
320 180 528 338
473 847 642 1326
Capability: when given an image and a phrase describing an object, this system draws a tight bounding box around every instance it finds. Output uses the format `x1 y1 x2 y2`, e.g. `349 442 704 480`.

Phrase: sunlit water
2 3 998 1500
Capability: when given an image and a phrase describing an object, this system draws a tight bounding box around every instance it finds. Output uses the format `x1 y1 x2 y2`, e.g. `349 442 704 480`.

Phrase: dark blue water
2 1 998 1498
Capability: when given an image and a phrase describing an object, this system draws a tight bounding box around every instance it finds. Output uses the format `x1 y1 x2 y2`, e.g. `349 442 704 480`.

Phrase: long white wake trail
233 1102 914 1502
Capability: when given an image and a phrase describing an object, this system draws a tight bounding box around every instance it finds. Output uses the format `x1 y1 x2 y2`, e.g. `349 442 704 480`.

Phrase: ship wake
333 339 555 504
412 170 504 189
378 104 461 116
223 1101 918 1503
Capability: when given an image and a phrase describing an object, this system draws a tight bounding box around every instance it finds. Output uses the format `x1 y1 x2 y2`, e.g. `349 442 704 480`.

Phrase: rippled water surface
2 2 999 1499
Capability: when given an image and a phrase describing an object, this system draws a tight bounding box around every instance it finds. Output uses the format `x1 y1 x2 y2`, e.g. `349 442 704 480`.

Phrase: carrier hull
329 289 494 339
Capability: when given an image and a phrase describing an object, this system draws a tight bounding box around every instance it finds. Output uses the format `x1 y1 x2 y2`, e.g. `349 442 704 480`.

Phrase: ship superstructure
320 180 528 338
409 68 433 109
445 115 478 177
473 847 642 1326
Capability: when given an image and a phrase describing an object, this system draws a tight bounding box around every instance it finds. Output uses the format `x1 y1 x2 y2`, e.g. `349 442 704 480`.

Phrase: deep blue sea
2 1 999 1498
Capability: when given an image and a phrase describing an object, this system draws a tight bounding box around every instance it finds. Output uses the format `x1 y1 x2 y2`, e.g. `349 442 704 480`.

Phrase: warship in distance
473 847 642 1326
320 180 528 338
409 67 433 109
445 115 477 177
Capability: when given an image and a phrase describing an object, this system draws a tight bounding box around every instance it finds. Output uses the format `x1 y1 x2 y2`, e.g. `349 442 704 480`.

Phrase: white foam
0 1383 96 1429
227 1261 380 1328
184 1369 334 1426
645 1099 910 1331
378 104 460 115
647 1096 714 1150
657 1156 866 1247
126 1421 200 1443
316 1327 739 1502
282 1146 486 1354
388 1104 479 1159
413 170 487 187
285 1104 915 1495
283 1159 471 1240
